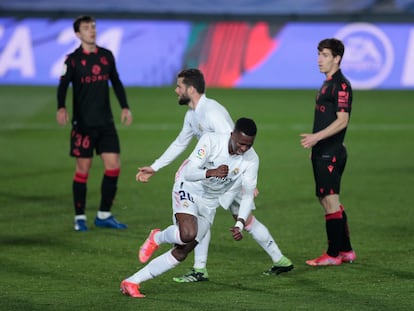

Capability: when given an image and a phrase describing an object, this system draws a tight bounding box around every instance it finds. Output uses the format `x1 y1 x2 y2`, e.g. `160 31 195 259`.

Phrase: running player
121 118 260 298
137 68 292 280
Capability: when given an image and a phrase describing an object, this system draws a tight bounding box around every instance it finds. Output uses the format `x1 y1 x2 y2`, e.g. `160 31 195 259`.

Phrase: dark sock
325 210 343 257
99 168 120 212
73 172 88 215
340 205 353 252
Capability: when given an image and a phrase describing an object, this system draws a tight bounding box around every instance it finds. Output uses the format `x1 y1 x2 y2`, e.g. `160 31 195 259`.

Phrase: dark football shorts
70 124 120 157
311 146 347 197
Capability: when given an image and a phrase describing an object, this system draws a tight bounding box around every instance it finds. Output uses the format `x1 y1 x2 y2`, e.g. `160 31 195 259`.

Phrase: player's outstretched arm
136 166 156 183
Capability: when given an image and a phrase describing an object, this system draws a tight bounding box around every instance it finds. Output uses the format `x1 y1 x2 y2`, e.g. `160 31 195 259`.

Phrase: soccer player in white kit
121 118 261 298
136 69 292 282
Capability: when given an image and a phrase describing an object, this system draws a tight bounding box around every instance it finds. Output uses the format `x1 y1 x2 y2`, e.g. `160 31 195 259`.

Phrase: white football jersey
174 132 259 220
151 94 234 171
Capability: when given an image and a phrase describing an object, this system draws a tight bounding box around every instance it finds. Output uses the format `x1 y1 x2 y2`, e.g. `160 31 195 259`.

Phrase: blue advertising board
0 18 413 89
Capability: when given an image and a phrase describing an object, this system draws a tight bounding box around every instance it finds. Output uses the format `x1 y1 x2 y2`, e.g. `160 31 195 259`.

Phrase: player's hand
206 165 228 178
121 108 132 126
56 108 68 125
230 227 243 241
136 166 155 183
300 133 319 149
254 188 259 198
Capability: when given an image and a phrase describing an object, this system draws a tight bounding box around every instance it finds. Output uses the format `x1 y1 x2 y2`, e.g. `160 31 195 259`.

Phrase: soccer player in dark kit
300 38 356 266
56 15 133 232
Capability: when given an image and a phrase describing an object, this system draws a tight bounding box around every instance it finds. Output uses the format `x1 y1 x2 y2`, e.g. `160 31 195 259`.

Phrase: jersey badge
196 147 206 159
100 56 108 65
232 168 240 175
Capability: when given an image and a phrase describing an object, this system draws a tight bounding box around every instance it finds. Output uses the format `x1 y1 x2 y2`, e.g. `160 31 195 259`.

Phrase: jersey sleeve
334 81 352 113
237 153 259 221
182 134 212 181
150 112 195 171
108 51 129 109
57 55 73 109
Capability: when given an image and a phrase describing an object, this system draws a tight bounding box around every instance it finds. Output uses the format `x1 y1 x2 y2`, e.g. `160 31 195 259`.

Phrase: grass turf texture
0 86 413 311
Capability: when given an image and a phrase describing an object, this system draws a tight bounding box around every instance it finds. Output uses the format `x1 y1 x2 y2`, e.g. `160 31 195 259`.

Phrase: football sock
126 250 180 284
325 210 343 257
74 214 86 221
97 211 111 219
193 229 210 269
73 172 88 215
340 205 353 251
245 216 283 263
156 225 185 245
99 168 120 212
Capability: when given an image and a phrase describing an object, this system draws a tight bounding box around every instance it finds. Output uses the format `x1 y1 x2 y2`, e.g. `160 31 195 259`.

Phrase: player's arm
107 51 132 125
300 112 349 149
230 159 258 241
56 57 72 125
137 113 194 182
182 134 221 181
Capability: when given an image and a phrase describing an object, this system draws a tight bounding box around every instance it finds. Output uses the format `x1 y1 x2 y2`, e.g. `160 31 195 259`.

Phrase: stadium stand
1 0 413 16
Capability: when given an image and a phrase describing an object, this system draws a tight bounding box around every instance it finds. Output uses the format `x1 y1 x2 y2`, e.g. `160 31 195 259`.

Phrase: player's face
229 131 255 155
318 48 340 77
175 78 191 106
76 21 97 46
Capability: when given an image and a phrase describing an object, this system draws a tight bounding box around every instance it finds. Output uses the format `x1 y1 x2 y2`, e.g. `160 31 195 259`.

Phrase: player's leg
228 200 293 275
73 157 93 231
94 125 126 229
123 190 202 297
306 152 348 266
122 241 198 298
70 127 94 231
139 187 199 263
172 199 215 283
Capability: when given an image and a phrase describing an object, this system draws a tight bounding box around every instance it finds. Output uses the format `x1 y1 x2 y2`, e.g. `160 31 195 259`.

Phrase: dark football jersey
312 69 352 156
57 46 129 128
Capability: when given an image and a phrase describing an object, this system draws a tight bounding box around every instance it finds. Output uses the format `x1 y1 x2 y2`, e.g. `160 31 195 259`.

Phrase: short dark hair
73 15 95 33
177 68 206 94
235 118 257 137
318 38 345 63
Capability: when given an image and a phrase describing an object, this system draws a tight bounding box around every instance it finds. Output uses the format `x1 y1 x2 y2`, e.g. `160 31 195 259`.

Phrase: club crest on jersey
196 147 206 159
232 168 240 175
182 201 189 208
92 64 101 75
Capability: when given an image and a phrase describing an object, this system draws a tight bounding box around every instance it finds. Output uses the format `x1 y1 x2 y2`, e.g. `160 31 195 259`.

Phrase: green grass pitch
0 86 413 311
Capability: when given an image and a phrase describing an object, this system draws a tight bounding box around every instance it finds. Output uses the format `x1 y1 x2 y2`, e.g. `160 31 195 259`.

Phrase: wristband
235 221 244 231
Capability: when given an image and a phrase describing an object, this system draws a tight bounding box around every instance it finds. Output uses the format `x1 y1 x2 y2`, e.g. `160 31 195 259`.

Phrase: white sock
97 211 111 219
246 216 283 263
155 225 184 245
74 214 86 221
126 250 180 284
193 229 211 269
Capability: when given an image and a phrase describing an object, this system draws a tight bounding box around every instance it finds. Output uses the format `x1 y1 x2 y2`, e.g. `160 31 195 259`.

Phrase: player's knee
179 229 197 243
